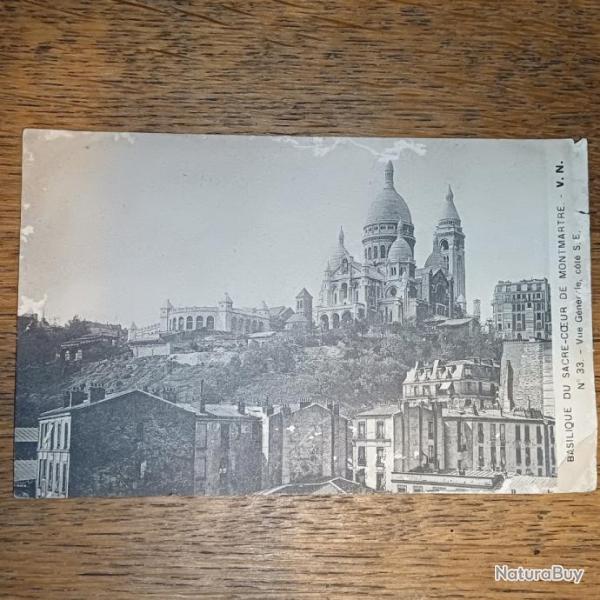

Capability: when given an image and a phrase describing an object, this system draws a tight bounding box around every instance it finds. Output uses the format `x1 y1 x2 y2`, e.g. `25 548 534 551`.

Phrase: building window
376 473 384 491
196 316 204 329
61 463 67 495
196 456 206 479
536 425 542 445
56 422 62 449
376 421 385 439
478 445 484 468
525 447 531 466
515 425 521 442
373 246 378 259
357 446 366 466
197 422 207 448
219 458 228 485
64 422 69 449
428 421 434 441
397 485 407 493
53 463 59 493
491 445 497 469
537 447 544 465
38 459 45 487
380 245 386 259
500 424 505 443
376 447 385 467
220 423 230 449
251 421 261 442
356 469 366 485
357 421 366 439
206 316 215 330
477 423 484 444
516 447 521 465
524 426 530 443
367 247 372 259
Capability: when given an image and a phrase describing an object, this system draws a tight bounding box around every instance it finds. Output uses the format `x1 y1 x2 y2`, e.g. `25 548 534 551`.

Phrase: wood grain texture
0 1 599 598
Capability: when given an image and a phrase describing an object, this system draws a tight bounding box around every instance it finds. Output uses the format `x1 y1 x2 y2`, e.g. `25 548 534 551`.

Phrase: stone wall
69 391 196 497
501 340 553 414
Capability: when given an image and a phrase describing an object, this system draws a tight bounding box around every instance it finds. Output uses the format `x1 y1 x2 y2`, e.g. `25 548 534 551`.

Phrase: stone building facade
402 358 500 407
352 401 556 493
492 278 552 340
284 288 314 332
501 339 555 417
129 293 271 342
316 161 466 330
267 402 351 488
37 387 262 498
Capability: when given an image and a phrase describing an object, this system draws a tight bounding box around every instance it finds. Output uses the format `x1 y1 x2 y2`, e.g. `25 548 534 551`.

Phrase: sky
19 131 552 326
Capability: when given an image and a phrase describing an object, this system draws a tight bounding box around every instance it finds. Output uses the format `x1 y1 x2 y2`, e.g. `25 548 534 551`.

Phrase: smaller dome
329 226 351 267
440 185 461 222
387 231 413 263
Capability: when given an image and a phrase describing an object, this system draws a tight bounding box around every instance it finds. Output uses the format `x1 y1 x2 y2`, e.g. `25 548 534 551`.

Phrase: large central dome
365 161 412 226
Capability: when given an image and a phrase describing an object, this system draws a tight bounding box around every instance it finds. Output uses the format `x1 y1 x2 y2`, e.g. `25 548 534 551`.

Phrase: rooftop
14 460 37 482
355 404 401 418
15 428 38 443
442 407 552 423
40 389 259 420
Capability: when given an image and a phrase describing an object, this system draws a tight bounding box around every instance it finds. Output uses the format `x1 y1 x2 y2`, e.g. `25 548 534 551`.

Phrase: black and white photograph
15 131 594 498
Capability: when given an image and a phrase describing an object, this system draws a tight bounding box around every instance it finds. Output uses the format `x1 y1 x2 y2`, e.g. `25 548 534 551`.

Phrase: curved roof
440 185 461 222
387 231 413 263
328 227 352 267
365 161 412 226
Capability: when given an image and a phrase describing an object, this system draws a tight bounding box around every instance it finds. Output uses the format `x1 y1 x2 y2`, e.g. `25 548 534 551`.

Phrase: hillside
15 323 502 426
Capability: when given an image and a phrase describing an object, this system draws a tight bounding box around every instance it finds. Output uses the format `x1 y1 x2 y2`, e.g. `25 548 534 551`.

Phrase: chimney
238 401 246 415
194 380 206 413
473 298 481 319
89 384 106 403
70 387 87 406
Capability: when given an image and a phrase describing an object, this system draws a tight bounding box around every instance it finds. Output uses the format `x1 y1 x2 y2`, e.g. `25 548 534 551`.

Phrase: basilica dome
365 161 412 226
387 234 413 263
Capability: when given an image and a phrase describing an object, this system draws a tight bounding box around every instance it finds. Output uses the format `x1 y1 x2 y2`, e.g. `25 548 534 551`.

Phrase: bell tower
433 185 466 311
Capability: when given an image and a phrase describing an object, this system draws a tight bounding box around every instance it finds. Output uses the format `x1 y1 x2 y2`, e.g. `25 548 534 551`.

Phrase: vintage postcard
15 131 595 498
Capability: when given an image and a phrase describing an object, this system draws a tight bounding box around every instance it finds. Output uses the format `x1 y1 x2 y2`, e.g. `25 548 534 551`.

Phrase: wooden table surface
1 1 599 598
